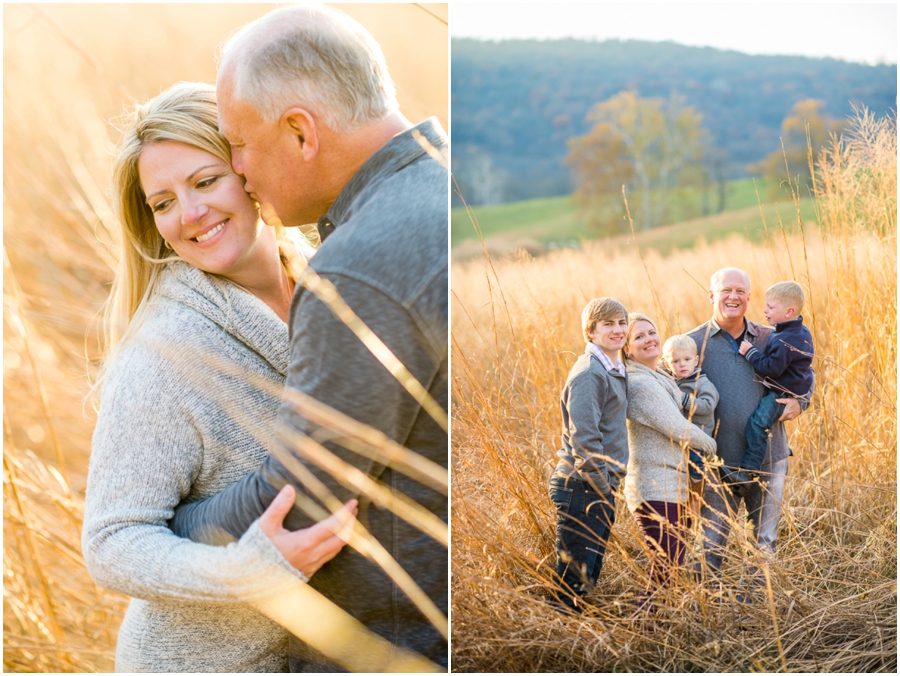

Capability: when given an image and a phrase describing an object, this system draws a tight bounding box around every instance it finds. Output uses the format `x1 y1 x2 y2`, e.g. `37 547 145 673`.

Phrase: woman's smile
626 319 661 365
138 141 265 282
192 219 229 244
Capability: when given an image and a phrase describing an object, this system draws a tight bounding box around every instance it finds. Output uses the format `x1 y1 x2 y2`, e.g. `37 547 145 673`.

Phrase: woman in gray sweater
83 83 354 672
621 314 716 604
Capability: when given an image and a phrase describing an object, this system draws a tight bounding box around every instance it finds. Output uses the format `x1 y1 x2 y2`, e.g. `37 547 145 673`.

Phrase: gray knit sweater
673 367 718 434
83 261 304 673
553 345 629 495
623 361 717 511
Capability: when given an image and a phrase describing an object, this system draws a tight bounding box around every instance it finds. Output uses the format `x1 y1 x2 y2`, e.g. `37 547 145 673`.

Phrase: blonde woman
621 313 716 607
82 82 355 672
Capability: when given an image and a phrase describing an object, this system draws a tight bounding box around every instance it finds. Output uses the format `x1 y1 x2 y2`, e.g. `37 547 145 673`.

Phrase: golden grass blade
275 421 448 547
3 415 73 670
4 251 71 489
269 427 449 640
6 161 118 272
265 205 448 434
29 5 136 104
281 387 448 494
622 187 667 333
413 3 448 26
252 570 444 672
411 128 449 168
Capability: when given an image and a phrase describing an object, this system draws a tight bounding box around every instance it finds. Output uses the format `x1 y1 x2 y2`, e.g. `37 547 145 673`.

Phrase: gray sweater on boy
553 345 629 495
673 368 718 436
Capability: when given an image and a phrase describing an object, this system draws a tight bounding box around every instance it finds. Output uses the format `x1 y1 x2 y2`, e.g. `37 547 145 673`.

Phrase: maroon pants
634 501 690 588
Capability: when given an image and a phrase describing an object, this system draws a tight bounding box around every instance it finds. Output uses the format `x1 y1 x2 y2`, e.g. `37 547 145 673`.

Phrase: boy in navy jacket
728 282 814 496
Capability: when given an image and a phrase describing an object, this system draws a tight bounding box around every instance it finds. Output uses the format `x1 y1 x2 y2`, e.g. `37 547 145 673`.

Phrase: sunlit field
450 112 896 672
3 4 447 671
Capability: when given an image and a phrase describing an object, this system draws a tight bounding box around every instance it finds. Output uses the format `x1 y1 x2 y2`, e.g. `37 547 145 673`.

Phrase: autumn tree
566 91 710 233
750 98 845 196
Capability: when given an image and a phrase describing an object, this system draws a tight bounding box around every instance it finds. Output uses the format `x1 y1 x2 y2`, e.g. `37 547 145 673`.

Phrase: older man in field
170 5 448 670
688 267 813 588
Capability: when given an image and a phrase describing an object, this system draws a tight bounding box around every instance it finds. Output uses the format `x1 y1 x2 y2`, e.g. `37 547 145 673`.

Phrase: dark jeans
634 501 690 589
742 390 785 472
549 476 615 609
688 448 705 482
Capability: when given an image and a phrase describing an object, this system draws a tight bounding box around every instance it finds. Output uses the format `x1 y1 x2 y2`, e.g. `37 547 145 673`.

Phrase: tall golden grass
3 4 447 672
450 110 896 672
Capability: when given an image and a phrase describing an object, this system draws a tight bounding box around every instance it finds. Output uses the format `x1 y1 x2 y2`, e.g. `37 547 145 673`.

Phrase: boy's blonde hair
766 281 805 315
581 297 628 342
662 334 698 362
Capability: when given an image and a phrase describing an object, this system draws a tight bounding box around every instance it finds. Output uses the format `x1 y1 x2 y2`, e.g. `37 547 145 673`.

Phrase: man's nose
231 147 244 176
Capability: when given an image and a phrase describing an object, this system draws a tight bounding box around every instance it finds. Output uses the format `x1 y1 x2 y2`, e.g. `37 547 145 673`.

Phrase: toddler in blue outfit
731 281 815 496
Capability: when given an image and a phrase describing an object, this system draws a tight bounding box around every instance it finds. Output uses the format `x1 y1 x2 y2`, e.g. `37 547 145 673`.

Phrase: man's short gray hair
220 4 399 131
710 267 751 291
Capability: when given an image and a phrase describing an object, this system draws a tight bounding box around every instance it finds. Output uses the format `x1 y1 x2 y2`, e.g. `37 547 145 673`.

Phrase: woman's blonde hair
623 312 659 361
100 82 310 376
103 82 226 354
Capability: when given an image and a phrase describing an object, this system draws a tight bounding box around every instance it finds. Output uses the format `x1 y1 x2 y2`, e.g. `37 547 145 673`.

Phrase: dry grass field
3 4 447 671
450 111 897 672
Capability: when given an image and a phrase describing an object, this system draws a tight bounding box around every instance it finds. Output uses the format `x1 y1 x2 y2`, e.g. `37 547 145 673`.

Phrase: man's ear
281 108 318 161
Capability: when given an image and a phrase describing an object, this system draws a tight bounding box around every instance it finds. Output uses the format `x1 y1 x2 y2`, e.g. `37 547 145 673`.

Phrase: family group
550 268 815 614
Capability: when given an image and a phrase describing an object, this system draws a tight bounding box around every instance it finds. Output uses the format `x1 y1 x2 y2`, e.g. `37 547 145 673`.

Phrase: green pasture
452 178 818 255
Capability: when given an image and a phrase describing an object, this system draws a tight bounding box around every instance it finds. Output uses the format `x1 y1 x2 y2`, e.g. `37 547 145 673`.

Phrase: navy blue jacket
743 316 814 399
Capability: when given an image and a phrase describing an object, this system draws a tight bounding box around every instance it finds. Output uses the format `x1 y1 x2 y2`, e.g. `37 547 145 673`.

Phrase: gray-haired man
170 5 447 670
688 268 812 586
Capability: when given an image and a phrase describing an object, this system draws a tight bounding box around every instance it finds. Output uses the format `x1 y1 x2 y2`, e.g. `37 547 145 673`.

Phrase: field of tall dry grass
3 4 447 671
451 111 897 672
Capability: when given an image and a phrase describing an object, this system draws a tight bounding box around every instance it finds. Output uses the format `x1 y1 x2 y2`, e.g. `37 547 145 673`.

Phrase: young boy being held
661 335 719 516
549 297 629 613
732 281 814 496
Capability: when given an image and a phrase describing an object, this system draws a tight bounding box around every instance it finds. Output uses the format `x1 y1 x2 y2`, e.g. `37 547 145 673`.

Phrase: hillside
452 179 818 260
451 38 896 203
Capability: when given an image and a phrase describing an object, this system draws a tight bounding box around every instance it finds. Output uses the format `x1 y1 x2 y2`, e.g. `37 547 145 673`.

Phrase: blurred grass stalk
450 108 896 672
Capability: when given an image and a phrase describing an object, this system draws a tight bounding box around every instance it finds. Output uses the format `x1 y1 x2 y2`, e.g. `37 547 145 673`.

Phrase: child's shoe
720 467 753 498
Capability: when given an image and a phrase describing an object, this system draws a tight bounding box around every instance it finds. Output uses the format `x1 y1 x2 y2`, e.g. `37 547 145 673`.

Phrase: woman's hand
258 485 358 579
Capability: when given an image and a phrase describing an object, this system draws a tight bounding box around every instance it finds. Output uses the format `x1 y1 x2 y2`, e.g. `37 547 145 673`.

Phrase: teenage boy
549 297 629 613
730 282 814 496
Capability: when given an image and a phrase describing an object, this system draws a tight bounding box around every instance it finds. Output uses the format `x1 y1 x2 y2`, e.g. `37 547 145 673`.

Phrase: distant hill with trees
451 38 896 205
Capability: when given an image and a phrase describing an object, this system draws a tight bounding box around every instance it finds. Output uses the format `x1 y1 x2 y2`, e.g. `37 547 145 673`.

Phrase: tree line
451 37 896 225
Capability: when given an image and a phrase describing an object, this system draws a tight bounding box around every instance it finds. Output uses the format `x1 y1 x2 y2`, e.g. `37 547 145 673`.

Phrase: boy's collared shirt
587 342 626 377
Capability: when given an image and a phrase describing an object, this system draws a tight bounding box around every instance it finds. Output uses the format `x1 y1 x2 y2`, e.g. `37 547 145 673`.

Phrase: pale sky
450 2 897 65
